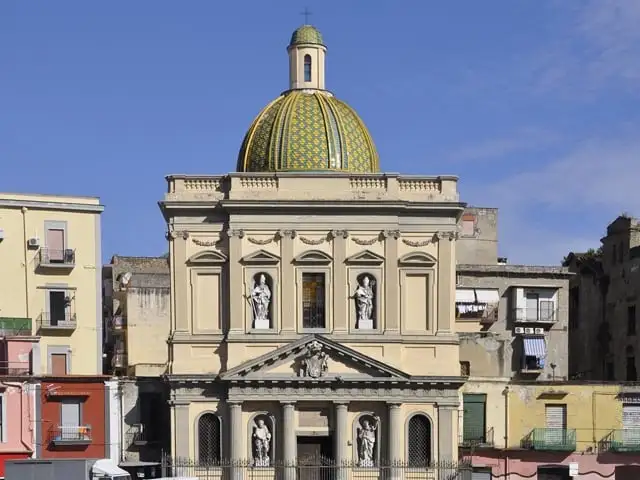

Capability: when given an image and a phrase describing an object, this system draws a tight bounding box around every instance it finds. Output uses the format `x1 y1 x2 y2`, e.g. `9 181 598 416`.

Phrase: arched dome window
304 54 312 82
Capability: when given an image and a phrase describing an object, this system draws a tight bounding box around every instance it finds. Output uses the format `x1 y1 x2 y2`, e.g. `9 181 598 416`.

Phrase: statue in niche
251 273 271 329
300 340 328 378
357 415 379 467
355 275 375 329
252 418 272 466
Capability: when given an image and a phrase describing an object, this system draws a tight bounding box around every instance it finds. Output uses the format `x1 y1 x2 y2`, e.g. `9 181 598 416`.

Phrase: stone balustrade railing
164 173 459 202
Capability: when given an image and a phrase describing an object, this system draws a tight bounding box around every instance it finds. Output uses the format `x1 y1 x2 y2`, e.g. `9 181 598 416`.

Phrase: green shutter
463 394 486 443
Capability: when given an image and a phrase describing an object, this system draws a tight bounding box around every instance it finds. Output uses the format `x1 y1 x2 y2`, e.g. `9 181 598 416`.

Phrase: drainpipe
119 381 125 463
4 381 34 453
503 386 510 480
21 207 29 319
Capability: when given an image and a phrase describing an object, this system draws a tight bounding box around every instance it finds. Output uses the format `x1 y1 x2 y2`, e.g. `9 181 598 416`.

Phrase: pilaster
279 230 297 332
228 229 244 333
436 231 456 333
437 405 456 462
171 401 190 460
331 230 349 333
171 231 190 332
383 230 400 332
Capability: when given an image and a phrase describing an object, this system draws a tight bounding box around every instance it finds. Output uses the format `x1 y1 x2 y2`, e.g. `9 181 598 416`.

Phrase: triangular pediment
293 250 333 265
220 335 410 382
398 251 436 266
240 249 280 265
345 249 385 265
187 250 228 265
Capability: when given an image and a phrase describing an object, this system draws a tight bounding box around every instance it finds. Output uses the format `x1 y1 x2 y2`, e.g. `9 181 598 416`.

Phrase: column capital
386 402 402 409
227 400 243 407
333 401 349 408
280 400 296 406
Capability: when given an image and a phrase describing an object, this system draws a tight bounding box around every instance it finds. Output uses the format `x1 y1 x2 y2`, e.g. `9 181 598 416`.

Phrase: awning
92 459 131 478
456 289 476 303
475 289 500 304
523 337 546 357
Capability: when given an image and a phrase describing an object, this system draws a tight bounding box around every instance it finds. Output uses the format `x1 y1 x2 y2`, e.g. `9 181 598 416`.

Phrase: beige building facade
160 24 466 468
0 192 103 375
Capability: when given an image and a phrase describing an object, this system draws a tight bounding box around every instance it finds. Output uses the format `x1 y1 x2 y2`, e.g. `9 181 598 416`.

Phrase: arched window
304 55 312 82
407 414 431 467
197 413 221 465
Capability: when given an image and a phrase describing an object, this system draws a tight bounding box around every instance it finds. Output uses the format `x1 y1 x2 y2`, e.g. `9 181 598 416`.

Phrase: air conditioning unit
534 328 544 335
515 327 525 334
28 237 40 248
524 327 534 334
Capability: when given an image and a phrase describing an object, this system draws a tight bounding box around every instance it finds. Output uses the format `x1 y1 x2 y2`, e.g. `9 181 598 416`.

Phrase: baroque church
160 24 465 468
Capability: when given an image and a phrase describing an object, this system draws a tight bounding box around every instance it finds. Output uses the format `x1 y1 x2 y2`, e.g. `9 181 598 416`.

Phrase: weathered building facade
160 24 466 469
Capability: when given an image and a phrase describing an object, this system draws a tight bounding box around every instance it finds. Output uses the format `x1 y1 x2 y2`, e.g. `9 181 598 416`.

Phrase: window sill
248 329 277 335
299 328 330 334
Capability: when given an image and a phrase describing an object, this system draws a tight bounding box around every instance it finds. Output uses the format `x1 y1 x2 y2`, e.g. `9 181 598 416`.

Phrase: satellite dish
120 272 132 286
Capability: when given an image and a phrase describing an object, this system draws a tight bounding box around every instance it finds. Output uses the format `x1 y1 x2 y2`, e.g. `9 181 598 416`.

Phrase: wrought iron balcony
511 307 558 323
49 425 92 445
0 317 32 336
604 429 640 452
38 248 76 269
0 361 31 376
37 312 77 332
459 426 494 447
524 428 576 451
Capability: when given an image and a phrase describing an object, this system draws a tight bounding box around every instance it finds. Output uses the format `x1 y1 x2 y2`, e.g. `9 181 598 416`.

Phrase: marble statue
252 418 272 466
300 340 328 378
357 416 378 467
355 275 375 329
251 274 271 329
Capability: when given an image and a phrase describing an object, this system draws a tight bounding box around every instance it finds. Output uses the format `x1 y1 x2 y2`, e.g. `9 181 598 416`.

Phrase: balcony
604 429 640 452
524 428 576 451
49 425 92 446
37 312 77 333
0 361 31 376
459 426 494 448
0 317 32 336
512 306 558 324
38 248 76 270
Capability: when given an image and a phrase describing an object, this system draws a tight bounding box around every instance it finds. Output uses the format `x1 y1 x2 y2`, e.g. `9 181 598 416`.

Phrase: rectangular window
46 228 65 262
59 398 84 441
51 354 67 375
302 272 326 329
622 404 640 446
629 305 636 336
49 291 68 326
545 404 567 447
526 293 539 321
462 393 487 443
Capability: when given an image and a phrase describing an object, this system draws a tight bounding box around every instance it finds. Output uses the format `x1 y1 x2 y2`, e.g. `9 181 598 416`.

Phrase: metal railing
459 426 494 447
0 317 32 336
603 429 640 452
49 425 92 445
511 306 558 323
161 457 473 480
38 248 76 267
127 424 157 446
37 312 77 331
0 361 31 376
523 428 576 451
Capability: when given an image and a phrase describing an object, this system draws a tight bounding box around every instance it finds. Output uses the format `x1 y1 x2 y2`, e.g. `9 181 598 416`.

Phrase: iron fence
160 457 472 480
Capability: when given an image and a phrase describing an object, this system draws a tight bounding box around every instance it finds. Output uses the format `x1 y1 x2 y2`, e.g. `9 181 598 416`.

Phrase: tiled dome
289 25 324 47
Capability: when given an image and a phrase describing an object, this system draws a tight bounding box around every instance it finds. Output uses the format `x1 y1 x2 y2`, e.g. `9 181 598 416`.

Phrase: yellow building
0 192 103 375
461 381 640 479
159 24 466 471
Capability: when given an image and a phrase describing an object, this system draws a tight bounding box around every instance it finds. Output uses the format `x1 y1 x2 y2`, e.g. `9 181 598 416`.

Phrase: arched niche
352 412 381 467
353 272 378 330
247 412 276 466
250 272 274 329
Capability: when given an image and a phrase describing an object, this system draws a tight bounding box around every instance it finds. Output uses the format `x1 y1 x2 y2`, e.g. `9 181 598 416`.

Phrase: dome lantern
288 25 326 90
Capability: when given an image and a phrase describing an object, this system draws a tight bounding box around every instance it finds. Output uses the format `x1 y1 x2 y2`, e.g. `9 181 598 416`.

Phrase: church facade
160 24 466 468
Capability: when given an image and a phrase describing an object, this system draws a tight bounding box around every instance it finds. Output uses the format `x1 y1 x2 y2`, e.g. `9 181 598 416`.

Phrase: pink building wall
0 381 34 476
5 340 33 373
468 451 640 479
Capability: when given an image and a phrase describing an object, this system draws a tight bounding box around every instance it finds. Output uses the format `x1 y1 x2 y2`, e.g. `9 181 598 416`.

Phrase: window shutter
545 404 566 429
463 394 486 442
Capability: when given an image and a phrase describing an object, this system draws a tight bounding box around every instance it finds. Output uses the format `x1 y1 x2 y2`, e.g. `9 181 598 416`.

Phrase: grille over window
198 413 221 464
407 414 431 467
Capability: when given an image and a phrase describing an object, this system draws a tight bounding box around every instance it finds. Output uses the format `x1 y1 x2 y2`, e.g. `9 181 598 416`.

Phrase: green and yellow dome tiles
289 25 324 46
237 90 380 173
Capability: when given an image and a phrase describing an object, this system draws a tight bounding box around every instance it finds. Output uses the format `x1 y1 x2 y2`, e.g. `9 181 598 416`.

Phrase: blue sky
2 1 639 265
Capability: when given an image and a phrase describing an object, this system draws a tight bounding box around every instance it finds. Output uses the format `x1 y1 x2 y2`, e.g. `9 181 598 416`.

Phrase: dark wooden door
297 436 334 480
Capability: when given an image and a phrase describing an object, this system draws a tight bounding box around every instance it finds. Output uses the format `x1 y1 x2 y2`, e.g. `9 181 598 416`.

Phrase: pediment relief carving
293 249 333 265
241 249 280 265
345 249 385 266
187 250 228 265
398 251 436 267
220 335 409 382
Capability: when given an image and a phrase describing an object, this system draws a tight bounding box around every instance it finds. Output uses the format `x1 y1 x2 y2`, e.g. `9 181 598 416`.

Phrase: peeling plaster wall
456 207 499 265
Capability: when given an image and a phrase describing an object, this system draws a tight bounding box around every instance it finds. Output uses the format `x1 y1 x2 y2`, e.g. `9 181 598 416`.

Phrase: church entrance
297 435 334 465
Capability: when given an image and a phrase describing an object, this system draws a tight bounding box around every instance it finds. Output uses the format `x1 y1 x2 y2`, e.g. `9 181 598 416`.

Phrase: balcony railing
524 428 576 451
0 317 32 336
604 429 640 452
127 424 156 446
0 361 31 376
38 248 76 269
37 312 77 332
459 426 494 447
49 425 92 445
512 307 558 323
